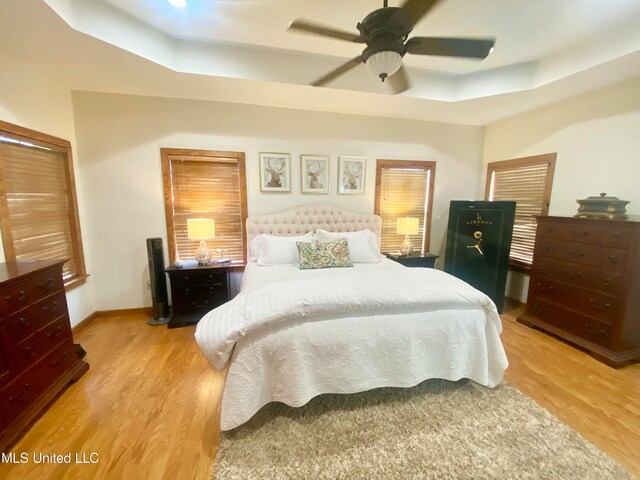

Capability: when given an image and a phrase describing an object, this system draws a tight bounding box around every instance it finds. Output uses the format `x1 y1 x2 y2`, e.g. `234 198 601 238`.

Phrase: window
0 121 87 290
161 148 248 264
485 153 556 268
374 160 436 254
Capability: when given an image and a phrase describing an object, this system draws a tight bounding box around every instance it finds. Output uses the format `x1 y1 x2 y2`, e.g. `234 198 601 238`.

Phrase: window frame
484 153 556 272
161 148 248 265
0 120 88 291
374 159 437 254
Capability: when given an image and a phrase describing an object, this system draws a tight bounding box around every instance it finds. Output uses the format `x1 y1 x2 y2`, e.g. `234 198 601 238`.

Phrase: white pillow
315 229 382 263
251 233 314 265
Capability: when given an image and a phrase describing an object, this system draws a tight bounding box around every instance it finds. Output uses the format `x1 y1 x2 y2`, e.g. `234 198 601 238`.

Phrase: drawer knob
192 301 209 308
532 303 550 314
584 323 607 335
539 263 548 270
42 301 59 312
50 352 68 367
602 277 612 287
608 255 618 264
571 230 589 236
46 325 65 338
38 278 55 288
589 299 611 309
9 383 31 403
24 346 36 357
568 250 586 257
535 282 555 292
19 317 30 328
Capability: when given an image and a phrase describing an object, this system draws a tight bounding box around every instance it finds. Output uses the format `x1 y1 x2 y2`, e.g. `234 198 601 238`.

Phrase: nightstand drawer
386 254 438 268
169 270 227 286
171 285 227 316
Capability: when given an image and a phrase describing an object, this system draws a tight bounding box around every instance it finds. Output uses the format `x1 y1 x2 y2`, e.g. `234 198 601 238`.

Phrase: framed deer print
338 156 366 195
301 155 330 194
259 152 291 192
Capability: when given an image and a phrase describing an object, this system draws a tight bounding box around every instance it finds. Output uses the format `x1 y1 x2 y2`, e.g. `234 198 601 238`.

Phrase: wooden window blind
0 121 87 290
161 149 248 264
485 153 556 268
374 160 436 254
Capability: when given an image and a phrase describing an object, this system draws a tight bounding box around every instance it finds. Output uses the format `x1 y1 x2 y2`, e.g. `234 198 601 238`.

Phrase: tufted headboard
246 204 381 254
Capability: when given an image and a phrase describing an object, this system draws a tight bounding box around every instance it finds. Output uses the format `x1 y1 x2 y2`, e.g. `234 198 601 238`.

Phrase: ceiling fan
287 0 496 94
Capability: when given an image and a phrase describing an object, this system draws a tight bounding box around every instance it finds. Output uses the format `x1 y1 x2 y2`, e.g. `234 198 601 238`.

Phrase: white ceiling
2 0 640 125
101 0 640 75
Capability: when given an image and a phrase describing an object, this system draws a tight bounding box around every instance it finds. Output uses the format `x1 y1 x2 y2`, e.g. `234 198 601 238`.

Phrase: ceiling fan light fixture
365 51 403 82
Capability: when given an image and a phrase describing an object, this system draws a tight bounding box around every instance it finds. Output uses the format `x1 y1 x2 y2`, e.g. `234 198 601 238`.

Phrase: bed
195 205 508 431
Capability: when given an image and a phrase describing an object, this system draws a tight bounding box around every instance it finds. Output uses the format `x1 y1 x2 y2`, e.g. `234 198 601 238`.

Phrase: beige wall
0 48 95 326
72 91 486 311
482 76 640 301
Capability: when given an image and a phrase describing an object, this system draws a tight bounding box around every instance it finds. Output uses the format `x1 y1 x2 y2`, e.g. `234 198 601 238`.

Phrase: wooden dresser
518 216 640 367
0 260 89 450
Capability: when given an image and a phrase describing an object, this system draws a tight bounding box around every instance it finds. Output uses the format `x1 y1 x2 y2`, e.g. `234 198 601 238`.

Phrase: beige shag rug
214 379 629 480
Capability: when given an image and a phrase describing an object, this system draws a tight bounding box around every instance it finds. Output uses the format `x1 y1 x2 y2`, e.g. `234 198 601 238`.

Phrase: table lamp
187 218 215 265
396 217 419 255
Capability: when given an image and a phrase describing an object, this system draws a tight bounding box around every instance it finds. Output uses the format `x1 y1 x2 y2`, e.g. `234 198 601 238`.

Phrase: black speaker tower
146 238 170 326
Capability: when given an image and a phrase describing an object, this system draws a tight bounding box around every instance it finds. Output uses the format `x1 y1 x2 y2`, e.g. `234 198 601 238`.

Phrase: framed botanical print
259 153 291 192
301 155 330 194
338 156 366 194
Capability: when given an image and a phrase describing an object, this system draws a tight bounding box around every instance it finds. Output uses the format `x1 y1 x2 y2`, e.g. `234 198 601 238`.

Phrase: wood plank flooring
0 307 638 480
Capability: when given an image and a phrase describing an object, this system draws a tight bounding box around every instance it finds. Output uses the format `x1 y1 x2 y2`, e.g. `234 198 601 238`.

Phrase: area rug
213 379 629 479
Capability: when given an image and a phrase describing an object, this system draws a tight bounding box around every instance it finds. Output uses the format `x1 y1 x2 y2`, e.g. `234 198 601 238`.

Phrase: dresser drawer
602 249 627 274
530 276 619 323
533 258 622 295
0 269 63 316
534 238 601 267
3 290 67 343
601 227 634 249
0 341 76 430
538 221 602 244
526 297 614 347
8 316 73 374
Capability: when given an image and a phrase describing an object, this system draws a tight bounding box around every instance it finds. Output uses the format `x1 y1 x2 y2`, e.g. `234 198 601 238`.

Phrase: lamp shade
187 218 215 240
366 51 403 81
396 217 419 235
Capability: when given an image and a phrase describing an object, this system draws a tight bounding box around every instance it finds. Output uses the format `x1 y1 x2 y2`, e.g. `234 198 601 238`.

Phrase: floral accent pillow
296 238 353 270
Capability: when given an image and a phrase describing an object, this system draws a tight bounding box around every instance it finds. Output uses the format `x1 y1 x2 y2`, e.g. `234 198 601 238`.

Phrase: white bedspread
195 260 509 430
195 261 502 371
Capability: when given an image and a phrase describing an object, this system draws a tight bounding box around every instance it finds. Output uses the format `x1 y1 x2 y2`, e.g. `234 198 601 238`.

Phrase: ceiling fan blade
406 37 496 59
399 0 441 28
387 65 411 94
311 57 363 87
288 19 364 43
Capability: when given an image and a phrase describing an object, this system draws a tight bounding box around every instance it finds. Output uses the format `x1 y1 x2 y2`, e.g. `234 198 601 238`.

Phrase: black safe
444 201 516 313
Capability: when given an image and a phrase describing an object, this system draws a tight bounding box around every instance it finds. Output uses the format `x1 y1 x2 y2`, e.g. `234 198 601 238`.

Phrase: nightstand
386 253 439 268
165 263 230 328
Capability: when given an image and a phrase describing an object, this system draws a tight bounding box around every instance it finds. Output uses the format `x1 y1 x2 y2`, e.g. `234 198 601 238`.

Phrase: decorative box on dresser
517 216 640 367
0 260 89 451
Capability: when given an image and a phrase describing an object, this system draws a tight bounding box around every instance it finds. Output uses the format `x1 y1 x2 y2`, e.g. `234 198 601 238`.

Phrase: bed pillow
315 229 382 263
296 238 353 270
251 232 314 265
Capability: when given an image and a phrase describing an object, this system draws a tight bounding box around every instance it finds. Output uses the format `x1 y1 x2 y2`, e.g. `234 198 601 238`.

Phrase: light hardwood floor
1 307 638 480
